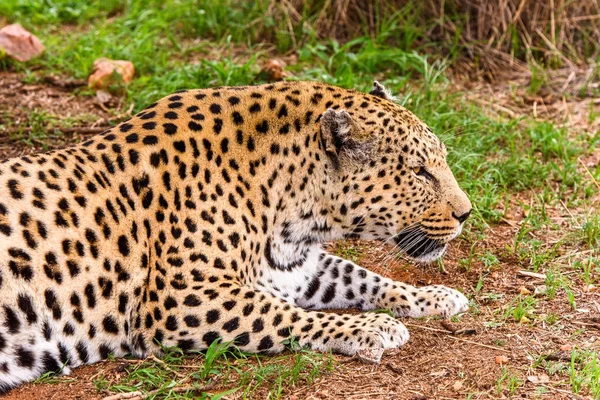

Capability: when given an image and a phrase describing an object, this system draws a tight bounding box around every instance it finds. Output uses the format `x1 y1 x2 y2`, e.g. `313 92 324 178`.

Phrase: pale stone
0 24 45 62
88 58 135 90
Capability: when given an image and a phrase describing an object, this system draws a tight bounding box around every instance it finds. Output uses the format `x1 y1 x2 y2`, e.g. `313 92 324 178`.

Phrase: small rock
95 89 113 104
452 380 463 391
0 23 45 62
584 284 596 292
88 58 135 90
495 355 509 365
559 344 572 352
534 285 547 295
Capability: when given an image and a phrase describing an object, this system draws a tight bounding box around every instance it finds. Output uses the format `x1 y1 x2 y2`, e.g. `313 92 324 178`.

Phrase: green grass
100 342 333 399
0 107 98 148
503 294 537 323
495 367 523 396
0 0 124 25
570 349 600 397
332 240 365 263
581 214 600 248
533 348 600 398
573 256 599 285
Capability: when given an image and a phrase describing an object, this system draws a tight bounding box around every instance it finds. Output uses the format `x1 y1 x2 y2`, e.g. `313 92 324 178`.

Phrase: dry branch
517 270 546 279
404 322 510 352
102 381 217 400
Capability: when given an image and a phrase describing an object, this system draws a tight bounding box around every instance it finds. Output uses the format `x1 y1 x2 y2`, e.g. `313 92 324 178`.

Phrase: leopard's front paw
353 313 410 363
417 285 469 318
300 312 409 363
386 284 469 318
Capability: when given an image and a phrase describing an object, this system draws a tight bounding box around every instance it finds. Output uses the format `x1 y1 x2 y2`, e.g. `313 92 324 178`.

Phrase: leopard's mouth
392 227 447 262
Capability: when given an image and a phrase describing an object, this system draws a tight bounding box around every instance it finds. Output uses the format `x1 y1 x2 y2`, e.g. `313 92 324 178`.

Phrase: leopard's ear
320 109 373 164
370 81 395 101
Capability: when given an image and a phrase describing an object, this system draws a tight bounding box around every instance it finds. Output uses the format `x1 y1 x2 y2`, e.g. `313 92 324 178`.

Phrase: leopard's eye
412 166 434 181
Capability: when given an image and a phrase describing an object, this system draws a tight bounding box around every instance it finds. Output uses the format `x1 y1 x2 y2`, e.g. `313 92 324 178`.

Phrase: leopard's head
322 81 471 262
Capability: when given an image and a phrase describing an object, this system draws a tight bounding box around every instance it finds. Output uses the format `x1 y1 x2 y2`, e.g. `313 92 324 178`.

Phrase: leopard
0 80 472 391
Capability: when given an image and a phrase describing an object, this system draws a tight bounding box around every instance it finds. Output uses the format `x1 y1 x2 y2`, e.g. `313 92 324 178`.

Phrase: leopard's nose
452 209 471 224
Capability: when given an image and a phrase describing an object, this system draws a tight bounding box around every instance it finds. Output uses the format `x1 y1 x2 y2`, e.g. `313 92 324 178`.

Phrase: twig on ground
541 384 587 399
572 320 600 330
144 354 187 379
42 75 87 89
102 381 217 400
559 199 582 229
404 322 449 334
102 392 143 400
501 217 519 228
406 389 428 399
384 362 403 375
404 322 510 352
119 358 146 364
446 336 512 353
517 270 546 280
440 320 477 335
579 157 600 191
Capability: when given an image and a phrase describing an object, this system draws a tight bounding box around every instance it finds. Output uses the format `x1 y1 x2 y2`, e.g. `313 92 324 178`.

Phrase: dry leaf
495 355 509 365
429 369 448 377
534 285 547 295
527 374 550 384
559 344 572 352
519 286 531 295
519 315 531 324
584 284 596 292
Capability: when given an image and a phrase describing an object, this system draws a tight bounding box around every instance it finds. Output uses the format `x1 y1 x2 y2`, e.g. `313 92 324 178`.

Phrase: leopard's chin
392 228 448 263
411 244 447 263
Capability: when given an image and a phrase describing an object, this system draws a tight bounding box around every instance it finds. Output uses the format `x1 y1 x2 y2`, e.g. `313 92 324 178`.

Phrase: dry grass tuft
268 0 600 76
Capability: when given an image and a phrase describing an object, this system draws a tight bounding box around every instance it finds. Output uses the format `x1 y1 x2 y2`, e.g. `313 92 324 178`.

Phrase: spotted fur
0 81 471 391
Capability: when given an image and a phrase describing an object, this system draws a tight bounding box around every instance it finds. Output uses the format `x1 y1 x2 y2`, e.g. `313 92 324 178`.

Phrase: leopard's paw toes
432 285 469 318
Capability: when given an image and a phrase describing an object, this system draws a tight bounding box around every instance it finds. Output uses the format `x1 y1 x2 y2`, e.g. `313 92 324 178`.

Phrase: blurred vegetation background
3 0 600 83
